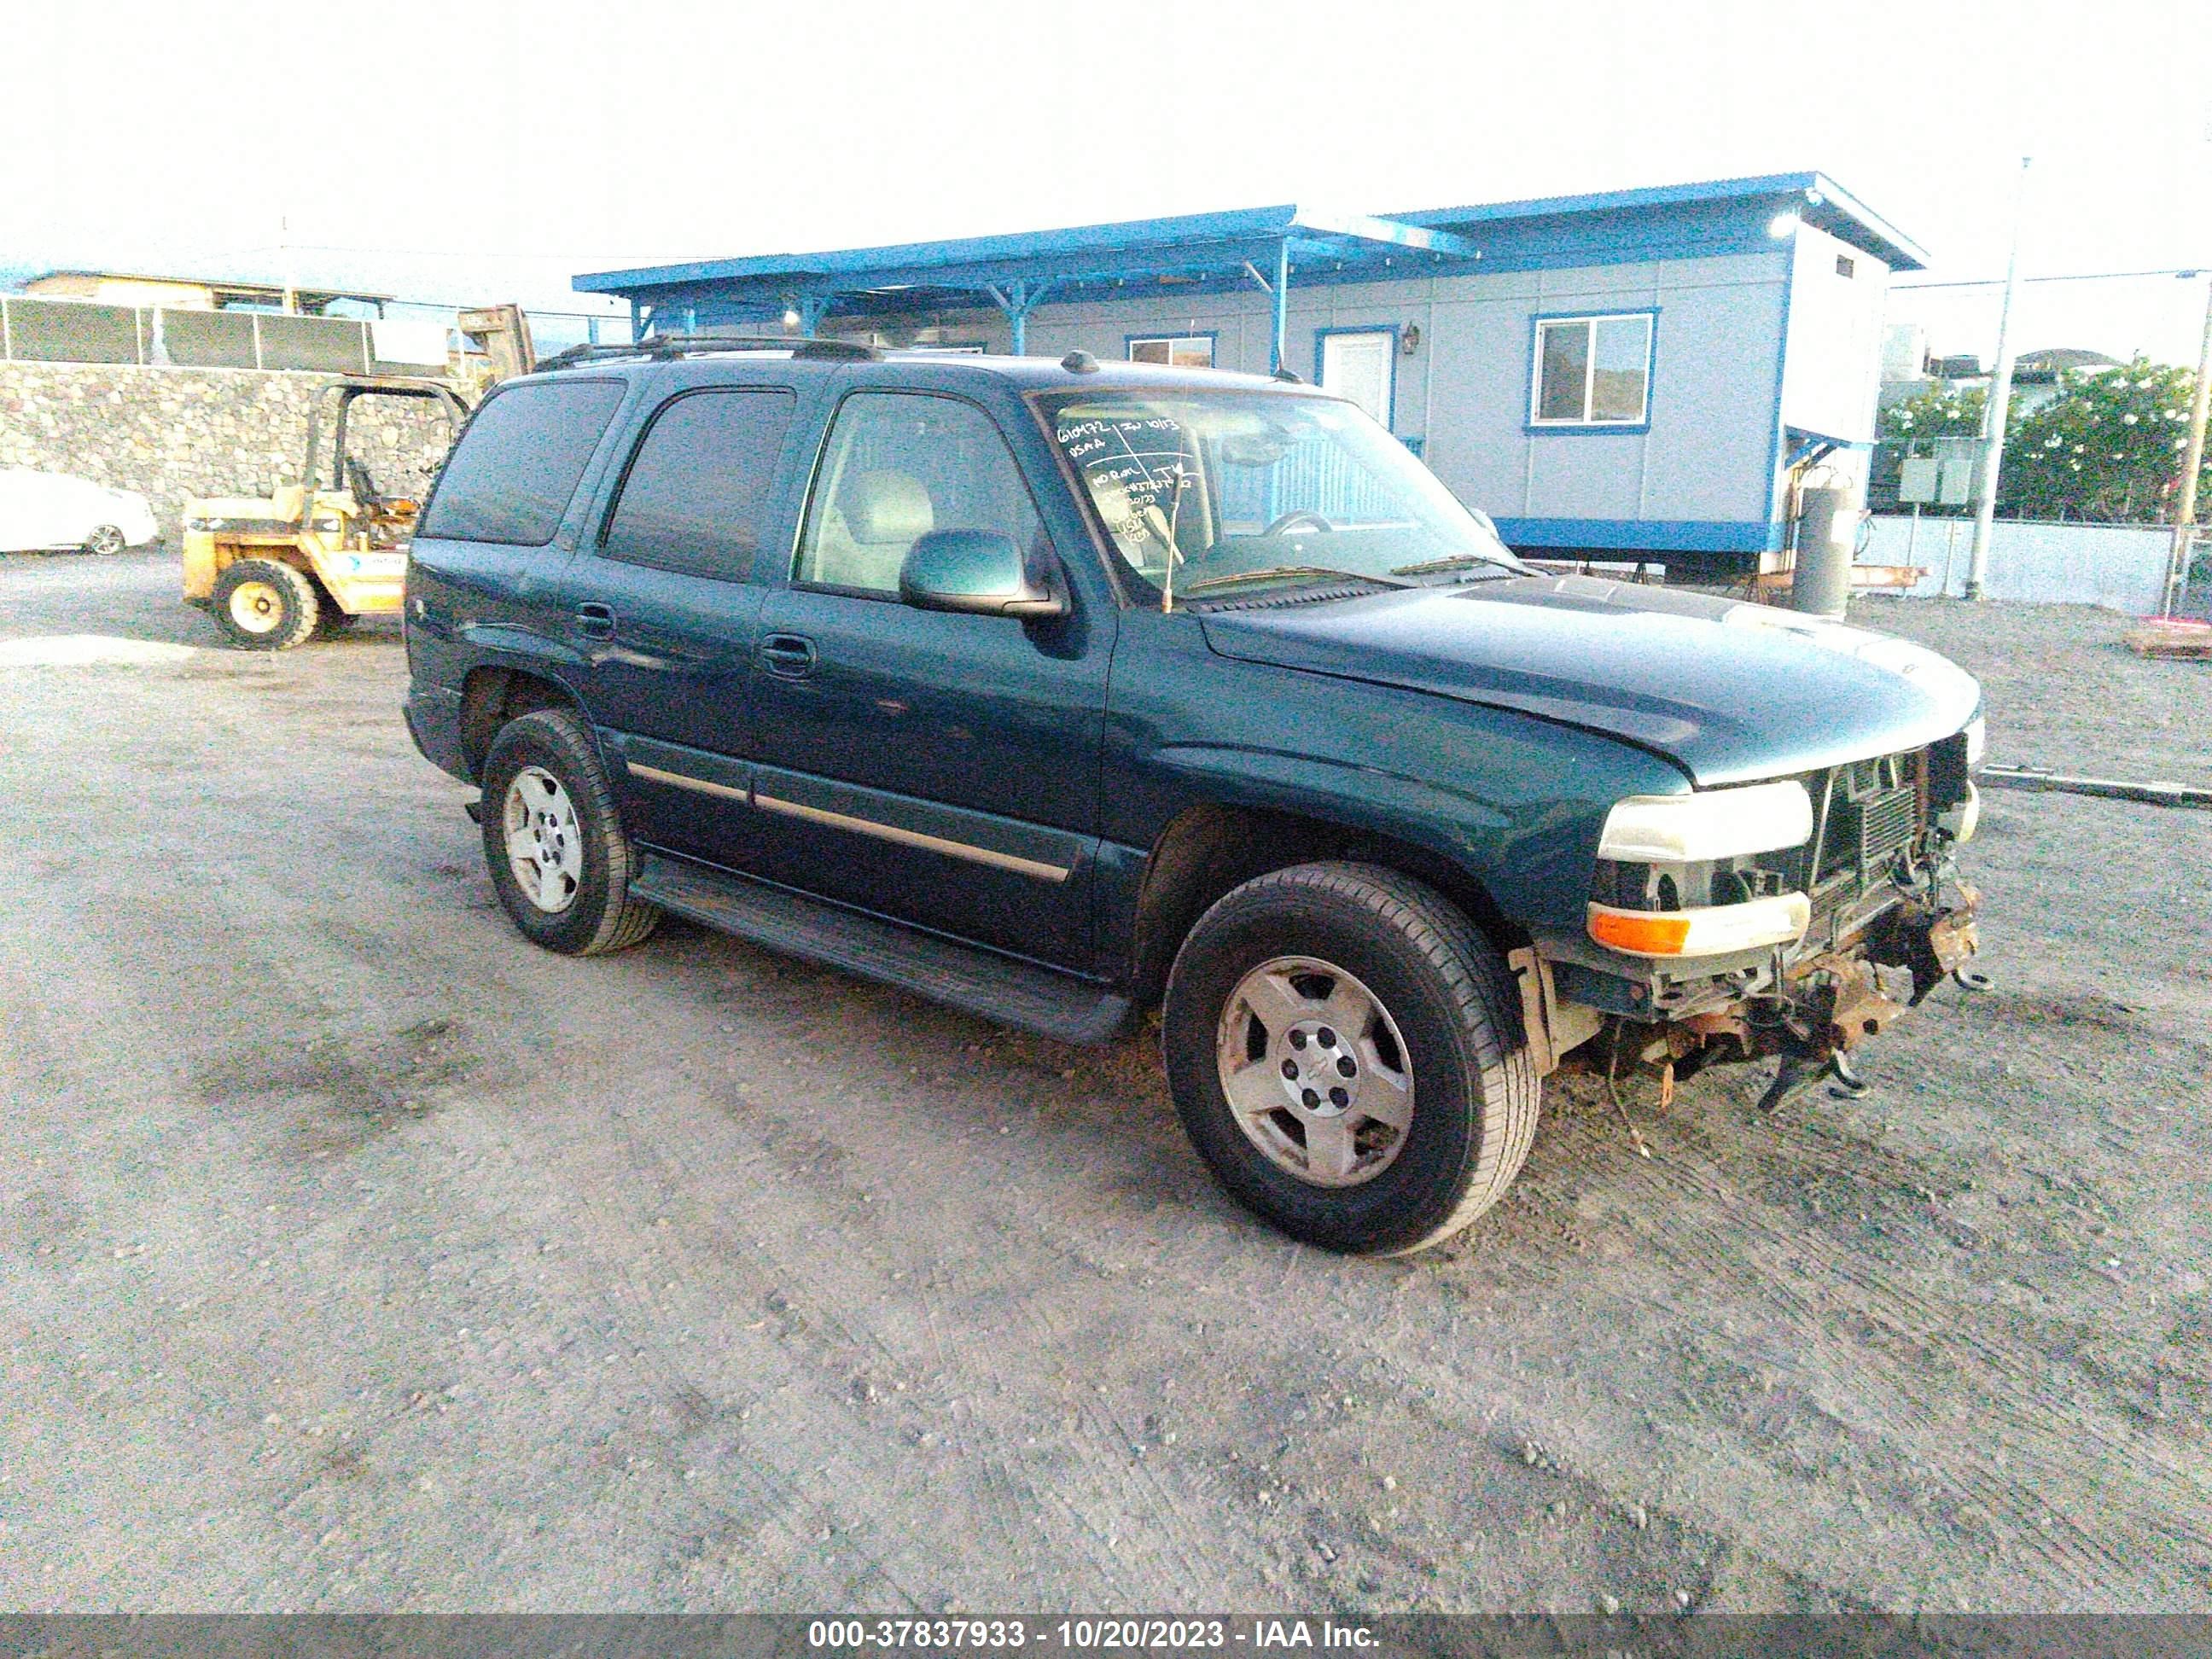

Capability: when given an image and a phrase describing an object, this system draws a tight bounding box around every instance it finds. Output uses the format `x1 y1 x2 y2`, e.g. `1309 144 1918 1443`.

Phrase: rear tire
479 707 661 956
83 524 127 556
212 558 318 650
1162 861 1540 1255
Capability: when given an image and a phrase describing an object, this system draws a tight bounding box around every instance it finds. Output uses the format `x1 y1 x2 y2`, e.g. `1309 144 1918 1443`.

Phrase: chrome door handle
575 602 616 640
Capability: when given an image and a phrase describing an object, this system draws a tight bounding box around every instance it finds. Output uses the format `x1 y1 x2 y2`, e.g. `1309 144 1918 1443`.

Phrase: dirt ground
2 553 2207 1614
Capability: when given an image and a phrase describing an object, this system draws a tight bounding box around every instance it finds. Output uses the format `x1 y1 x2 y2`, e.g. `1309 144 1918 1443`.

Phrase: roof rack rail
533 333 882 372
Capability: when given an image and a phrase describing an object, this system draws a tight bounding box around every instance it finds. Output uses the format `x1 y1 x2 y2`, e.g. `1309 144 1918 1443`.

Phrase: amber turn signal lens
1587 909 1693 955
1586 894 1810 958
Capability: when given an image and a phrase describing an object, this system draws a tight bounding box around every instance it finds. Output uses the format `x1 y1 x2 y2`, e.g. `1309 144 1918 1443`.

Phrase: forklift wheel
212 559 319 651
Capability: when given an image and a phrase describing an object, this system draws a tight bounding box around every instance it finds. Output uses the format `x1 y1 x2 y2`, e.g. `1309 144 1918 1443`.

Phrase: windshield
1039 389 1524 602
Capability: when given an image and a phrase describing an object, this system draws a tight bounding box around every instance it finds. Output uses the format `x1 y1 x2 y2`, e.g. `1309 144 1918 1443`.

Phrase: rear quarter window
419 378 626 545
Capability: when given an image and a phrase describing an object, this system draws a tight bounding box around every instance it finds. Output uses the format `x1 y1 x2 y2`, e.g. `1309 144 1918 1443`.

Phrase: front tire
479 707 661 956
83 524 127 556
1162 862 1540 1255
212 558 318 650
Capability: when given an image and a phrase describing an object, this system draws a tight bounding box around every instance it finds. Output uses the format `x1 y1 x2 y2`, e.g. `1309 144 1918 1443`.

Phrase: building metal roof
1391 172 1927 271
22 269 398 313
573 172 1925 369
576 172 1923 317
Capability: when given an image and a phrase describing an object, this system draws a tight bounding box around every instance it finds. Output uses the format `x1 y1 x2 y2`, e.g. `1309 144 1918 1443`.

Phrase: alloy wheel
1214 954 1414 1187
503 765 584 913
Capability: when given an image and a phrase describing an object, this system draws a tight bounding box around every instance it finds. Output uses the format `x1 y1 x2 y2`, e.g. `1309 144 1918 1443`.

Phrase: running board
629 854 1132 1046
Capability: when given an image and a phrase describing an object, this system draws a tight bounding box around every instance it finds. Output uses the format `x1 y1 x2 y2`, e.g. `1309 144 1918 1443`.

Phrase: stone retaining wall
0 362 461 542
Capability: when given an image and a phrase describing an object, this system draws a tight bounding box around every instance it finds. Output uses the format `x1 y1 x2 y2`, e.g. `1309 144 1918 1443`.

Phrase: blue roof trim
1490 516 1783 555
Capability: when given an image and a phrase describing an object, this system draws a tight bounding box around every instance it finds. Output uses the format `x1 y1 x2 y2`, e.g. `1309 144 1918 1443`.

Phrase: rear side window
419 378 625 545
600 388 796 581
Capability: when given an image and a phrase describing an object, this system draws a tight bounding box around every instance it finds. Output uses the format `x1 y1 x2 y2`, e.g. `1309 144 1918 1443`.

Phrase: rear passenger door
558 378 806 870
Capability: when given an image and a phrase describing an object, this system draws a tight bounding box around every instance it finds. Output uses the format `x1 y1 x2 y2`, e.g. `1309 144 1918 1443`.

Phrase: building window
1317 328 1396 427
1530 312 1653 428
1128 335 1214 368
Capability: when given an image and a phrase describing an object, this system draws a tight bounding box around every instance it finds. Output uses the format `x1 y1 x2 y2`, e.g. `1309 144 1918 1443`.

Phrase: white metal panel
1417 299 1537 517
1634 271 1790 521
1860 515 2168 614
1780 221 1889 444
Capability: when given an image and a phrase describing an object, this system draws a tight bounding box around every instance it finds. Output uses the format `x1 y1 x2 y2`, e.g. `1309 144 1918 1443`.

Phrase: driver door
745 391 1113 969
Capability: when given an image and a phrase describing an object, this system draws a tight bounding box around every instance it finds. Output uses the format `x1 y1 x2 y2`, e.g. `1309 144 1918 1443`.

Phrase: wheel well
1127 803 1522 1003
457 667 583 782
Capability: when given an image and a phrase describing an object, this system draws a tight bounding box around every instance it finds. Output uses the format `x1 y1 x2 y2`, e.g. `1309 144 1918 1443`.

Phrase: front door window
795 393 1042 596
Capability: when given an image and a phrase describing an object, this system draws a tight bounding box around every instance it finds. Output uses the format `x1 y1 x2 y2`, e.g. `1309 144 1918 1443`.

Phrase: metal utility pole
2165 273 2212 617
1965 157 2032 601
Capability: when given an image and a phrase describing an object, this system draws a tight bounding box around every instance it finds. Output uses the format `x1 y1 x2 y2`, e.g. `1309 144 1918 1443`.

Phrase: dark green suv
402 338 1985 1255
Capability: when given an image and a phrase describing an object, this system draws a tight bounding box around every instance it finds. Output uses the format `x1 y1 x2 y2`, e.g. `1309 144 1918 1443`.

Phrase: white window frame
1127 335 1214 368
1528 311 1654 428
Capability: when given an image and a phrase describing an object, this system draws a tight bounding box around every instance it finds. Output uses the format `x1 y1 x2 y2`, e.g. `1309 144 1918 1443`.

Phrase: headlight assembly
1597 780 1813 864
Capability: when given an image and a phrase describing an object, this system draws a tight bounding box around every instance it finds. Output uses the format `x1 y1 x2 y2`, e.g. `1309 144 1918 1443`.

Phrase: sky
3 0 2209 363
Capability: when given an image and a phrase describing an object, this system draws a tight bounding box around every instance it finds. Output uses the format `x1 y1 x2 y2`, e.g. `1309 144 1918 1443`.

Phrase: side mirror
899 529 1068 619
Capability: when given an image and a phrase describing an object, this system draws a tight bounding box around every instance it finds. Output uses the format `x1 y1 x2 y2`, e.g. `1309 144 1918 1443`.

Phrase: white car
0 469 160 554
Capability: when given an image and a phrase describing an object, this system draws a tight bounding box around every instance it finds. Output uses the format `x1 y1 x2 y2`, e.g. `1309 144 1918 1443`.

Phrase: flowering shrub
1878 385 1988 449
1880 358 2208 523
2003 358 2208 522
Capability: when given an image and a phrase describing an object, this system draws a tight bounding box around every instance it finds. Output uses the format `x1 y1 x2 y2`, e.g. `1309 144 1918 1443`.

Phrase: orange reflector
1587 909 1692 955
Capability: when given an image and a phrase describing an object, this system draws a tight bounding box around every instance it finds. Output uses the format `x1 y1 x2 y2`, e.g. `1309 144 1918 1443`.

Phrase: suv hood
1198 574 1982 787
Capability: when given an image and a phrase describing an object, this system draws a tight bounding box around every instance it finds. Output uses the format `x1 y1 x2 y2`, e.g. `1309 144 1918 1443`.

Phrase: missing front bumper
1555 886 1983 1114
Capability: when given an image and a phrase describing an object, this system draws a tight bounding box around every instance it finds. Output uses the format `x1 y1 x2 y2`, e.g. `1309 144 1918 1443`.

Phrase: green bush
1878 358 2208 525
2004 358 2207 524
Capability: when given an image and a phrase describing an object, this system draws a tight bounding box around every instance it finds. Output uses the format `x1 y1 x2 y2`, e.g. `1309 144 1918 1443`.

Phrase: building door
1319 329 1395 428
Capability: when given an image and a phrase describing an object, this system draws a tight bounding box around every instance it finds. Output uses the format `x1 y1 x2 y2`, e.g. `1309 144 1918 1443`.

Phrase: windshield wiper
1388 553 1527 582
1178 564 1412 598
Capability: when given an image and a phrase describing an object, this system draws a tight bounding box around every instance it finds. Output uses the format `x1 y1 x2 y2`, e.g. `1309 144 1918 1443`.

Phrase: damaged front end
1535 725 1985 1111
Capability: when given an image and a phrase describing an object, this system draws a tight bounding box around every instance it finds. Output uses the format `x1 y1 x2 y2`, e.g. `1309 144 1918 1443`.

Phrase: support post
1966 157 2031 601
984 280 1055 356
1270 238 1290 375
2163 273 2212 617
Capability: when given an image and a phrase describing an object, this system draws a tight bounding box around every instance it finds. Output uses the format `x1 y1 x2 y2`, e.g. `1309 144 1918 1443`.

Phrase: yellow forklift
183 376 470 650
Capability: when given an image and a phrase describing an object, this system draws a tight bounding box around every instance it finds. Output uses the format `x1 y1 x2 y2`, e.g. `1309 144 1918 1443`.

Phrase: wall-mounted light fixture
1400 324 1422 355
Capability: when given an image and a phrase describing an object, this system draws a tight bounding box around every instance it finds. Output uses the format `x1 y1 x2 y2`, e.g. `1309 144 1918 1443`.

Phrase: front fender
1104 639 1688 934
